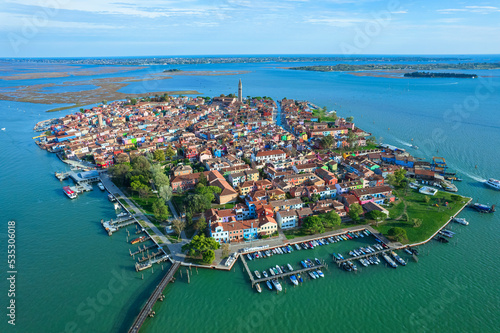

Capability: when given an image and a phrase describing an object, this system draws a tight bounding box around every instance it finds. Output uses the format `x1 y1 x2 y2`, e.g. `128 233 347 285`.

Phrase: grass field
374 188 469 244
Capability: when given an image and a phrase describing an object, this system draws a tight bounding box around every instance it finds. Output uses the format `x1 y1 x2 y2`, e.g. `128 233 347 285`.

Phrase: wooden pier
128 261 181 333
241 255 326 287
334 248 392 265
130 244 157 256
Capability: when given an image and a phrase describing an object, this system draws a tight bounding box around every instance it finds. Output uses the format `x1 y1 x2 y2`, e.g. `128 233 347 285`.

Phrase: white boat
255 283 262 293
271 279 282 291
254 270 261 279
97 182 105 191
262 271 268 278
484 178 500 190
316 270 324 278
287 264 294 272
63 186 77 199
308 271 316 279
290 275 299 286
247 254 253 261
108 194 116 202
453 217 469 226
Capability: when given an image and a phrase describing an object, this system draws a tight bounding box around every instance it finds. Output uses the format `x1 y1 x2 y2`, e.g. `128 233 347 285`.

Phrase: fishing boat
390 251 406 266
287 264 293 272
130 236 146 244
297 274 303 283
255 283 262 293
290 275 299 286
272 279 282 291
63 186 77 199
484 178 500 190
262 271 268 278
254 270 261 279
97 182 105 191
266 280 273 290
453 217 469 225
471 203 495 213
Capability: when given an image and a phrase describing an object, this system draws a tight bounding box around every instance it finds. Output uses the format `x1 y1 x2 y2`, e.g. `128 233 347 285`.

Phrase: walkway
100 173 171 247
128 261 181 333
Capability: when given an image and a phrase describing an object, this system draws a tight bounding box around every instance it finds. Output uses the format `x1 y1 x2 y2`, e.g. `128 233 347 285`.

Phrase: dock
130 244 157 256
333 248 392 265
128 261 181 333
240 255 325 287
55 171 71 181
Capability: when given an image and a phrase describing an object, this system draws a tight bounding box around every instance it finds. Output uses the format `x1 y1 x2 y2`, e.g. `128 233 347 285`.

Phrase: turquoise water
1 58 499 333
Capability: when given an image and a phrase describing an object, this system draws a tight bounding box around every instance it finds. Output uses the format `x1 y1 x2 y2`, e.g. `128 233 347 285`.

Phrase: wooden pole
187 269 190 284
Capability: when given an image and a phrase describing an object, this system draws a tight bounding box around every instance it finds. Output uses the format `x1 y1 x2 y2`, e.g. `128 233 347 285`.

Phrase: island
404 72 478 78
33 83 474 330
288 62 500 72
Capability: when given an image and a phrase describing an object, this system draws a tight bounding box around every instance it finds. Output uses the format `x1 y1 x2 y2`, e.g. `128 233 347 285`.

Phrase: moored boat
290 275 298 286
453 217 469 225
316 269 324 278
254 270 261 279
272 279 282 291
97 182 105 191
256 283 262 293
130 236 146 244
297 273 303 283
63 186 77 199
266 280 273 290
287 263 294 272
471 202 496 213
262 270 268 278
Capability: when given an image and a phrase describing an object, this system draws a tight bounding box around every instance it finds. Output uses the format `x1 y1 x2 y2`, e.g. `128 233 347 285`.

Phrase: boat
316 270 324 278
300 260 307 268
404 248 413 255
290 275 298 286
108 194 116 202
315 258 321 265
295 244 301 251
381 253 397 268
312 271 320 279
63 186 77 199
247 254 253 261
255 283 262 293
440 180 458 192
308 271 316 279
276 265 283 274
262 271 268 278
471 202 496 213
254 270 261 279
136 261 152 271
436 236 449 243
484 178 500 190
266 280 273 290
271 279 282 291
411 144 419 150
273 268 279 275
97 182 105 191
453 217 469 225
297 274 303 283
130 236 146 244
287 264 293 272
390 251 406 266
269 268 275 276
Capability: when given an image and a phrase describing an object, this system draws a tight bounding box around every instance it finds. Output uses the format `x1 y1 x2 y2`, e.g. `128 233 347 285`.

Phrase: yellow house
258 216 277 236
237 181 254 196
268 188 286 201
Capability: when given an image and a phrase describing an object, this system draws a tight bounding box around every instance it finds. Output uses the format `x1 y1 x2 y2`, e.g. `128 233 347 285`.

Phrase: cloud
305 17 368 27
437 6 500 15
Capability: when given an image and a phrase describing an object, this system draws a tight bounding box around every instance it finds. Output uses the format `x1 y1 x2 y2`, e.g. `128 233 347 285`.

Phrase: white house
251 149 286 163
276 210 298 229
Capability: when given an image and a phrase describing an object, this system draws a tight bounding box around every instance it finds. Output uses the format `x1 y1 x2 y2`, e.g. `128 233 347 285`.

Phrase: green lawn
374 188 469 244
283 222 362 240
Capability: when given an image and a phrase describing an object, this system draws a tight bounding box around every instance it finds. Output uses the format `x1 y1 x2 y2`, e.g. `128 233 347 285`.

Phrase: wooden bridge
128 261 181 333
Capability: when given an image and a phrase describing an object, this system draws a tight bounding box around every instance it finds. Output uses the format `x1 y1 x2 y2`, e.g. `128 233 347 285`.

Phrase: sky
0 0 499 57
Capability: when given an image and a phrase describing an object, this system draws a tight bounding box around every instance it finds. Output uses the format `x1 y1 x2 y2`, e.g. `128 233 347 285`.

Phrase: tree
165 145 176 159
322 211 341 228
152 199 169 221
394 168 407 187
388 227 407 242
348 203 363 222
221 243 230 259
171 219 186 236
153 172 170 188
346 116 354 122
424 195 431 204
302 216 325 235
195 216 207 233
108 163 132 186
202 249 215 264
130 98 138 105
158 185 173 202
311 193 321 203
198 172 208 187
386 174 397 187
115 153 130 164
153 149 165 162
366 210 387 226
412 218 422 228
321 135 335 149
402 212 409 222
347 131 358 148
131 156 151 176
366 135 377 146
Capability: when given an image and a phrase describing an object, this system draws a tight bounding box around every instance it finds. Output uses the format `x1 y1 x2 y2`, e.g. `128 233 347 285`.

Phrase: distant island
288 62 500 72
163 69 182 72
404 72 478 79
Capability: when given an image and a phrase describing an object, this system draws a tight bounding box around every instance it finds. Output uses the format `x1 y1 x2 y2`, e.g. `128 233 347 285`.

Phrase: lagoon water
1 57 499 333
